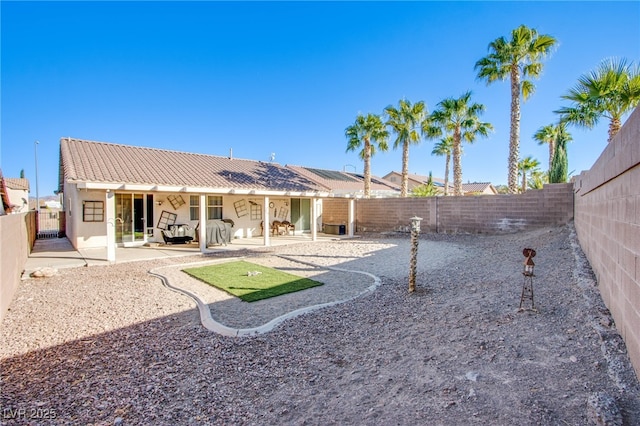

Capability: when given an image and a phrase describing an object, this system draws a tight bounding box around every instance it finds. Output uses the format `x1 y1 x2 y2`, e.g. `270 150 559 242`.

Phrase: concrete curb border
149 255 381 337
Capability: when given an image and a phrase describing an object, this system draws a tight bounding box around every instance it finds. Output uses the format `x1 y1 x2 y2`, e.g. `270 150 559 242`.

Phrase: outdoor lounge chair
162 224 195 244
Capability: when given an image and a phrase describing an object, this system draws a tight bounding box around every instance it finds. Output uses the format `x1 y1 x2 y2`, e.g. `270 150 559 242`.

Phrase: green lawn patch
182 260 323 302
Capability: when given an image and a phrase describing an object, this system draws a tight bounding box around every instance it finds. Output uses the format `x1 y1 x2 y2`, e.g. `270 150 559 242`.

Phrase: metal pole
34 140 40 213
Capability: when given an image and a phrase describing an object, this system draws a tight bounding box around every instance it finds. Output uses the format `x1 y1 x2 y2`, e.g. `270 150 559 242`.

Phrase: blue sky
2 1 639 196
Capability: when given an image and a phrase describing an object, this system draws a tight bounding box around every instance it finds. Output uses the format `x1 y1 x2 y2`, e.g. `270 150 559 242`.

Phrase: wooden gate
37 210 65 239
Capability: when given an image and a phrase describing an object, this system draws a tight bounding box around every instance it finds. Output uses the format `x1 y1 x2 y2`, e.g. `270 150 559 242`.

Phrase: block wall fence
325 107 640 378
322 183 574 236
0 211 36 323
573 106 640 379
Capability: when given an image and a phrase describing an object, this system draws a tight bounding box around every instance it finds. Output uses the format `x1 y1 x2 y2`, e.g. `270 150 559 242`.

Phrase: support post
311 197 318 241
263 196 270 246
199 194 206 252
106 190 116 263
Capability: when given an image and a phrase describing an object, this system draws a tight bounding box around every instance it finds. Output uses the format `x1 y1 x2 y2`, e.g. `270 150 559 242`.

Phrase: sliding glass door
290 198 311 233
115 193 146 245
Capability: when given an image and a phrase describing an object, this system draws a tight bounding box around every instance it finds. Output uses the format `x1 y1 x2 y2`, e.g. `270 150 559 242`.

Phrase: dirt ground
1 224 639 425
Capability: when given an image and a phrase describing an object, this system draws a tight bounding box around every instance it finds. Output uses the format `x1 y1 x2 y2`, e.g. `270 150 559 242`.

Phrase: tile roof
4 178 30 191
59 138 324 193
461 182 496 194
385 171 446 185
385 171 496 194
287 165 400 194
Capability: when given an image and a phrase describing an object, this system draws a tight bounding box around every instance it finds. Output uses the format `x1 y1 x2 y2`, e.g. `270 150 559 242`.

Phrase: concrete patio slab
23 234 352 278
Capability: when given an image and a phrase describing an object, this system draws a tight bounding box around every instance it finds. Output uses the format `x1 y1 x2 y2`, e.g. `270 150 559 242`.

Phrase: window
83 201 104 222
207 196 223 220
190 196 199 220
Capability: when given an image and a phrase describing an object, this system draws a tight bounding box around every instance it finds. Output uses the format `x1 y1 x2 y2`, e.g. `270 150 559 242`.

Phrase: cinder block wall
356 197 436 232
322 199 351 233
349 184 573 234
573 106 640 378
0 212 35 322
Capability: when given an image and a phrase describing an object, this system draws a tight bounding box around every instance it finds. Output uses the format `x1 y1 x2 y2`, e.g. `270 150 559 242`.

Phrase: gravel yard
1 223 639 425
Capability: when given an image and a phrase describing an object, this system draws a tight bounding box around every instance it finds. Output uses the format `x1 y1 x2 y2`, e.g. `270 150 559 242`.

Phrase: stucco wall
573 106 640 378
62 186 313 248
0 212 35 322
67 187 109 249
6 188 29 213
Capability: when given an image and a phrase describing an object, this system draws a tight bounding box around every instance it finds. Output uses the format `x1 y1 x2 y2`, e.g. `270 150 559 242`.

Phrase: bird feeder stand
520 248 536 311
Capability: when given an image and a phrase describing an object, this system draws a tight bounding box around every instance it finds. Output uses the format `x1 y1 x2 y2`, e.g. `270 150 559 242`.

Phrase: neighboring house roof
0 173 9 214
461 182 498 195
287 165 400 196
384 171 445 185
4 178 30 191
384 171 497 195
59 138 325 194
384 171 449 191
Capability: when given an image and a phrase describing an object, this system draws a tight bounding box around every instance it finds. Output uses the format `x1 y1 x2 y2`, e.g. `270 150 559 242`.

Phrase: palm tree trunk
508 65 521 194
401 141 409 197
444 154 450 196
363 139 371 198
608 117 622 143
548 140 555 172
453 127 462 196
521 171 527 193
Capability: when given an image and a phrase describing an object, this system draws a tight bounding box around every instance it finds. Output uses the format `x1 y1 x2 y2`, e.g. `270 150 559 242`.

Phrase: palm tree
411 172 439 197
518 156 540 193
475 25 557 193
345 113 389 198
556 58 640 143
431 135 454 196
528 170 548 190
533 122 573 172
533 124 557 172
384 99 427 197
424 91 493 196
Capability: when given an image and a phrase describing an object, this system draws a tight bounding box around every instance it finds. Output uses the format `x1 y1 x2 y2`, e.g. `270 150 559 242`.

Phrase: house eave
72 181 330 197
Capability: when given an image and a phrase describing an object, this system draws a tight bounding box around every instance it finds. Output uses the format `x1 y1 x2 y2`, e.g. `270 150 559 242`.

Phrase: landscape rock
29 266 58 278
2 224 639 424
587 392 623 426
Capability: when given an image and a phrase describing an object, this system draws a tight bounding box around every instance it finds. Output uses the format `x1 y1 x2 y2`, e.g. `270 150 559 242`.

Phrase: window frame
207 195 223 220
189 195 199 221
82 200 104 222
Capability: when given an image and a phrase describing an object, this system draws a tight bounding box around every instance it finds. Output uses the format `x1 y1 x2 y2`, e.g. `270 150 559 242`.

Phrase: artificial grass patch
182 260 323 302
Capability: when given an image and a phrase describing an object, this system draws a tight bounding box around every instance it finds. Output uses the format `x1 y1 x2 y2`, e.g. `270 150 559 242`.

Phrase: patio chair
281 220 295 235
272 220 287 236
